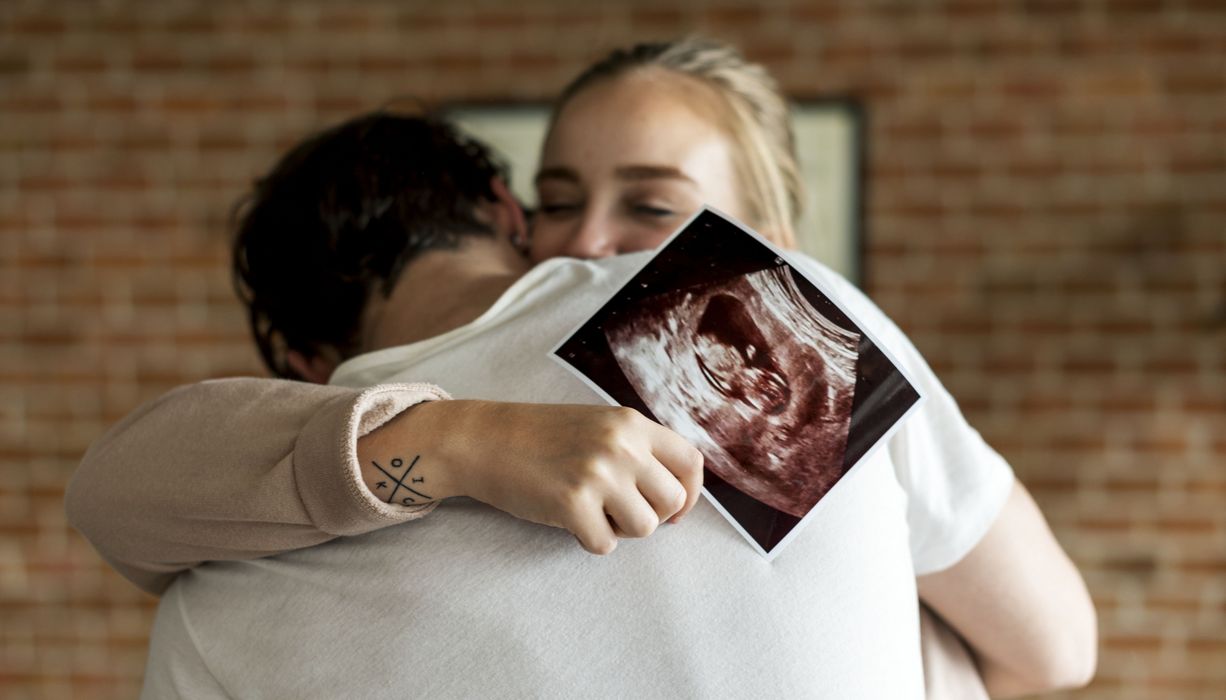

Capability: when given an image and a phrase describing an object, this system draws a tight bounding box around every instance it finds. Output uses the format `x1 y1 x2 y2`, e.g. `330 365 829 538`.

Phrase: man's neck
362 237 533 352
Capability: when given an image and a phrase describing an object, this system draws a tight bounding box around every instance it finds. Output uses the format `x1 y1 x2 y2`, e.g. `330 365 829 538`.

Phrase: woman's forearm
918 480 1098 697
66 378 446 595
69 378 705 595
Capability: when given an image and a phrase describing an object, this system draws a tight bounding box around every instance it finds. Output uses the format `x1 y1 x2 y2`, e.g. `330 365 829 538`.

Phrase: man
70 112 1093 698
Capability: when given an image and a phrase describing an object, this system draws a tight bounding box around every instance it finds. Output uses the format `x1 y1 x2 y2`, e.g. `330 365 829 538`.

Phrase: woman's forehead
542 73 732 170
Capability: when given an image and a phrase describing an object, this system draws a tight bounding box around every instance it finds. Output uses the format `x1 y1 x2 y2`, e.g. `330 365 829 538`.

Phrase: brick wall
1 1 1223 698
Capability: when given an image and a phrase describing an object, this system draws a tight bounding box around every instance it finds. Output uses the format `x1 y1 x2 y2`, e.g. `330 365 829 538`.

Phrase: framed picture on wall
447 100 865 284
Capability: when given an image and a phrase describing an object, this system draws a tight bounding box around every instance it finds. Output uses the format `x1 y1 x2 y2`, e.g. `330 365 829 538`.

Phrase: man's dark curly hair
231 111 508 379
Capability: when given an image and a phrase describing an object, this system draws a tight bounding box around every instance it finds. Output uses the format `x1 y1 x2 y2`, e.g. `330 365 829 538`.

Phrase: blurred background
1 1 1223 698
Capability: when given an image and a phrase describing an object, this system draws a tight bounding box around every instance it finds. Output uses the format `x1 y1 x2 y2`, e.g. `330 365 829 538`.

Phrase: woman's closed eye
630 203 677 218
538 202 581 217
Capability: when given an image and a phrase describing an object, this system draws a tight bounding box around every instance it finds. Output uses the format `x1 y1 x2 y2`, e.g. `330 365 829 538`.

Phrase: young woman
499 39 1096 697
71 39 1095 697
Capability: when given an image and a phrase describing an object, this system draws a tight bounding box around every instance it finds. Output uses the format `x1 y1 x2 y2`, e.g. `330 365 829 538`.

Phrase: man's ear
488 177 529 252
286 350 338 384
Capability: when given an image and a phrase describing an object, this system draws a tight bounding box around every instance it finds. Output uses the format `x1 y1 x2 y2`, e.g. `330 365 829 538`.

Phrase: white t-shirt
142 253 1013 699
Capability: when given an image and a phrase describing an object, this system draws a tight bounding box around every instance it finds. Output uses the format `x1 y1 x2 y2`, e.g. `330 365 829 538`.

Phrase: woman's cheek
627 220 686 253
527 223 565 263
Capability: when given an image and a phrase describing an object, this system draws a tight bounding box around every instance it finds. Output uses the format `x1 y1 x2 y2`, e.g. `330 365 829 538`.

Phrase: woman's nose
562 216 617 259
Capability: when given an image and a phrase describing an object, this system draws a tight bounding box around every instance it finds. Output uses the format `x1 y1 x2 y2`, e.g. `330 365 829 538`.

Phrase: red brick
966 34 1045 60
313 93 368 115
787 5 845 24
1170 151 1226 174
743 42 796 66
548 10 606 30
821 39 878 64
1025 476 1079 492
1099 478 1159 494
395 11 451 33
112 130 173 150
226 13 293 35
896 37 948 61
1019 0 1083 18
507 53 559 72
50 53 108 74
471 11 528 31
1017 393 1075 413
1146 596 1201 612
356 54 420 74
87 93 141 113
631 7 687 30
205 53 257 75
1001 76 1063 99
707 5 769 30
1186 638 1226 653
1143 30 1212 56
1077 70 1157 98
131 49 184 73
1183 392 1226 414
1129 114 1193 137
164 14 215 34
1061 356 1116 375
931 161 983 180
197 132 248 153
18 175 74 192
1078 517 1132 532
1047 434 1108 452
1185 478 1226 494
1153 518 1218 534
223 94 290 113
881 118 943 141
0 92 63 112
1132 434 1189 454
1144 357 1201 375
965 117 1025 140
1099 630 1169 650
93 14 144 35
430 54 484 73
1096 556 1159 576
982 352 1036 373
1108 0 1165 16
158 94 224 114
316 9 379 32
10 14 67 35
1007 156 1062 178
1181 559 1226 575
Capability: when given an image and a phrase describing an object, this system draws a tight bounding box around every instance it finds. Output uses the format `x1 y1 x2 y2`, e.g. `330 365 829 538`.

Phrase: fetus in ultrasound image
604 265 860 518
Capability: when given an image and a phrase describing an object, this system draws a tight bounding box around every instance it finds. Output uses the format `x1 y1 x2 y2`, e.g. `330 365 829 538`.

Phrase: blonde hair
554 38 802 248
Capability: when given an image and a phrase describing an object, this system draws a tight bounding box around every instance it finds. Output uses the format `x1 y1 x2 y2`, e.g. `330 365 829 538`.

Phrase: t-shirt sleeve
880 332 1015 575
796 257 1015 575
66 377 450 595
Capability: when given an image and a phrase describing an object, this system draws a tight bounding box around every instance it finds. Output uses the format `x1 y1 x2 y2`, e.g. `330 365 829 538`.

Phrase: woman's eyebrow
614 165 696 183
534 164 697 186
534 166 579 185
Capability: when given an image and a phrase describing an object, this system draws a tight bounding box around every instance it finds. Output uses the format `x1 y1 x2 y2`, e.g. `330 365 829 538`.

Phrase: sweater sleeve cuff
294 382 451 536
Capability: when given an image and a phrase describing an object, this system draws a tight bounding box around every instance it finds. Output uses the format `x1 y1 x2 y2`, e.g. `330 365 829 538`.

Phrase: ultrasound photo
604 266 859 518
552 209 923 557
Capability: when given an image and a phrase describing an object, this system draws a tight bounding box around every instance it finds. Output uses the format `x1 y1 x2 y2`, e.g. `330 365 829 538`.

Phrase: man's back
142 253 1010 699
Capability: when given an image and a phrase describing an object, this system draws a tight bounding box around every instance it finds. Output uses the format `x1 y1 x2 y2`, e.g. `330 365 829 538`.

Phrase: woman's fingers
604 489 661 539
635 457 689 524
642 421 705 521
565 495 619 555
